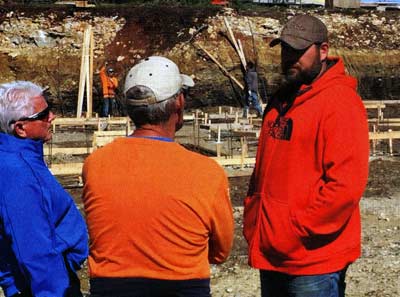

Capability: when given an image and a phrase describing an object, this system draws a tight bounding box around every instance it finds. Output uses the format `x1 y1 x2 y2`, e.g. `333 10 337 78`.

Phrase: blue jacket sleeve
0 231 19 297
2 175 87 296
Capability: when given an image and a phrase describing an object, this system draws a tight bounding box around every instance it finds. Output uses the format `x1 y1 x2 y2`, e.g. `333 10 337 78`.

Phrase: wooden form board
48 163 83 175
48 161 253 177
211 156 256 166
364 103 386 109
363 100 400 105
369 118 400 123
52 117 132 133
369 130 400 140
92 130 128 148
44 147 93 156
200 123 253 130
48 156 256 176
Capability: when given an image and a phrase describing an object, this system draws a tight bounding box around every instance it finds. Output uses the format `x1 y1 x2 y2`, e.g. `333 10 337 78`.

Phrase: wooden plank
376 123 400 127
369 118 400 123
76 25 88 118
223 17 246 69
94 130 127 136
364 103 386 109
237 38 247 68
363 100 400 105
87 28 94 117
196 43 244 90
53 117 129 126
44 147 93 156
92 130 128 148
84 25 91 118
183 114 195 121
211 156 256 166
369 130 400 140
49 163 83 175
85 31 90 118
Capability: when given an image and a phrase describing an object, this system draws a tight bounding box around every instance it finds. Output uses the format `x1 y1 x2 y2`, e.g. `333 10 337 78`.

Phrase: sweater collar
0 133 44 157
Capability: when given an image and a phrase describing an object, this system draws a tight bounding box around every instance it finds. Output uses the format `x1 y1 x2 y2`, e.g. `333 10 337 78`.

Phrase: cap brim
269 38 281 48
181 74 194 87
271 35 313 50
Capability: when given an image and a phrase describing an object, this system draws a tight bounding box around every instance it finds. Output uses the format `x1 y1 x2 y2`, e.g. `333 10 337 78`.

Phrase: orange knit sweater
82 137 234 279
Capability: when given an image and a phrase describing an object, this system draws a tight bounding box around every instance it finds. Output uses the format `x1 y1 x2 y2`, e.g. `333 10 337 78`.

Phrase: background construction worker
99 62 118 117
243 61 263 118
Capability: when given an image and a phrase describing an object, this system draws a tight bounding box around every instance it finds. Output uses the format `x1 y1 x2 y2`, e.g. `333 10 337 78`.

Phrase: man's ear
320 42 329 61
176 93 185 111
13 122 28 138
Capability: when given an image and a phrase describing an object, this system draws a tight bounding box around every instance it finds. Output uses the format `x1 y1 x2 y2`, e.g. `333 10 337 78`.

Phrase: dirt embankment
0 5 399 112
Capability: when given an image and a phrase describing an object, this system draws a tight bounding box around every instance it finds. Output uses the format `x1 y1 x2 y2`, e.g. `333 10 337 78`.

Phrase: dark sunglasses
9 105 52 126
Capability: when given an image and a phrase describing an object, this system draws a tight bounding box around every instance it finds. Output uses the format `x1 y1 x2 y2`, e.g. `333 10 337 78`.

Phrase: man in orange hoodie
99 64 118 117
83 56 234 297
243 15 370 297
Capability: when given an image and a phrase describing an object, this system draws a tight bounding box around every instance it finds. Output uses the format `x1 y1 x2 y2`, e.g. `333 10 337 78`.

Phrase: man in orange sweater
83 56 234 297
243 15 369 297
99 64 118 117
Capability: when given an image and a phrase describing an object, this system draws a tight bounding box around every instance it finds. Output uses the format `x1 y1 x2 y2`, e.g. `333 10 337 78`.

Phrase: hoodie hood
292 57 357 108
269 57 357 116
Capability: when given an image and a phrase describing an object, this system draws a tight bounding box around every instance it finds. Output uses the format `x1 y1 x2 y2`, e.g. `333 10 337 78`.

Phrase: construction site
0 1 399 296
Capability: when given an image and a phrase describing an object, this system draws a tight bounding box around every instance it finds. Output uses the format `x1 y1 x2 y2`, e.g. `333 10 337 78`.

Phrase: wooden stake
237 39 247 68
223 17 246 69
87 28 94 118
77 24 93 118
372 125 377 156
196 43 244 90
77 26 87 117
84 29 91 118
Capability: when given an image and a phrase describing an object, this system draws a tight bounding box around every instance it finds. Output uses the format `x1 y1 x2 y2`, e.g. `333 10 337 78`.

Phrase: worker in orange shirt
99 63 118 117
83 56 234 297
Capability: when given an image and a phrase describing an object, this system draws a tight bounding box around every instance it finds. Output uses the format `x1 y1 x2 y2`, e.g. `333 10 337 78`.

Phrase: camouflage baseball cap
270 15 328 50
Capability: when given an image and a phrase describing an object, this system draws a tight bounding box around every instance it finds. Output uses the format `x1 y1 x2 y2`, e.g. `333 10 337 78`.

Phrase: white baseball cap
124 56 194 106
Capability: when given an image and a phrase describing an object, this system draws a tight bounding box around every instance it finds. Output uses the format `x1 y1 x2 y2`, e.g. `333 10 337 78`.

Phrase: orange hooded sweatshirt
243 57 370 275
99 66 118 98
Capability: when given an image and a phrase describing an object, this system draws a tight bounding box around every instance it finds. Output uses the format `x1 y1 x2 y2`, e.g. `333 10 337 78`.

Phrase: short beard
284 57 323 86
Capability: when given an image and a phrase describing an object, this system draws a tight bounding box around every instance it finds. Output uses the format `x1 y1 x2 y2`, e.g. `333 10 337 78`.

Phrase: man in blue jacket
0 81 88 297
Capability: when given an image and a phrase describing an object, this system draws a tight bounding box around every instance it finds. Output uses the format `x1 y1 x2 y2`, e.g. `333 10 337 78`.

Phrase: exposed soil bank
0 5 399 112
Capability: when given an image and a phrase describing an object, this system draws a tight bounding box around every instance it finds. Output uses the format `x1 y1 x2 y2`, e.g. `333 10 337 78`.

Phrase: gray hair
0 81 43 134
125 85 180 127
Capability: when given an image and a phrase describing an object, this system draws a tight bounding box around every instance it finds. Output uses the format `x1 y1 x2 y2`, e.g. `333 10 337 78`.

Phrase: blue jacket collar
0 133 44 157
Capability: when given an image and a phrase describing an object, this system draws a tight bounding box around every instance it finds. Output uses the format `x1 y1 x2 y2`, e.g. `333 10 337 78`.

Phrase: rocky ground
58 153 399 297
